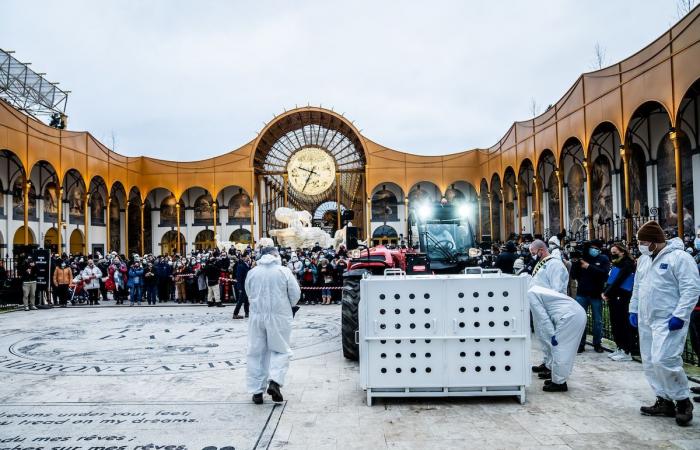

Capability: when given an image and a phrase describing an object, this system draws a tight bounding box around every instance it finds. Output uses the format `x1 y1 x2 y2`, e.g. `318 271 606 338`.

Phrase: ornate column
515 185 522 237
366 196 371 242
584 160 594 239
477 195 482 240
106 196 111 253
556 169 564 236
84 192 91 254
336 173 341 230
404 198 409 241
139 201 144 255
669 130 685 237
176 201 181 255
213 200 217 240
125 200 130 255
533 175 541 236
500 188 506 239
57 187 64 254
620 145 633 241
283 174 288 207
487 192 493 238
249 201 255 248
23 178 30 244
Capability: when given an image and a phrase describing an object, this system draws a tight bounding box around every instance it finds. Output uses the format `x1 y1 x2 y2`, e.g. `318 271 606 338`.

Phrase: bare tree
529 97 539 117
591 42 607 70
677 0 696 18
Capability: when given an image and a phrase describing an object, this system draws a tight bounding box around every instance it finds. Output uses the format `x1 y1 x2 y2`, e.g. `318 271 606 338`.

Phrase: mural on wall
408 185 434 205
43 183 58 219
491 192 501 241
160 195 185 226
68 185 85 222
13 179 36 220
567 165 586 236
444 187 465 203
0 181 4 216
657 136 695 234
193 194 214 224
547 175 560 234
371 189 398 222
127 201 140 255
591 155 613 227
230 228 251 244
109 201 121 253
228 192 251 224
91 194 105 225
626 149 648 216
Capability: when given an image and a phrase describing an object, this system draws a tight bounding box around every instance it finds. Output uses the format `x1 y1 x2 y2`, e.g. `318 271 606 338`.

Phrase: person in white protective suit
547 235 563 260
630 221 700 426
527 240 571 384
528 285 587 392
245 245 301 404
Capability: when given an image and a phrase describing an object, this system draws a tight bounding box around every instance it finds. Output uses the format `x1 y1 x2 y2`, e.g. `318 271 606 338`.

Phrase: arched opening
88 176 108 226
371 185 400 222
590 154 614 240
372 224 398 246
490 174 502 242
229 228 251 245
225 188 252 225
127 187 142 255
560 138 586 238
588 122 622 239
503 168 517 238
159 193 185 226
110 182 127 254
253 108 367 240
44 227 59 253
69 229 84 255
194 229 216 251
13 178 37 221
313 201 346 234
677 78 700 232
63 169 86 225
537 150 557 238
160 230 185 255
517 160 534 236
407 181 441 246
13 226 36 245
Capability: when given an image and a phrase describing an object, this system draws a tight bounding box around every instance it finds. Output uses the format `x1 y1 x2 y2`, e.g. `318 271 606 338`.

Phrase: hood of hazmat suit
245 253 301 394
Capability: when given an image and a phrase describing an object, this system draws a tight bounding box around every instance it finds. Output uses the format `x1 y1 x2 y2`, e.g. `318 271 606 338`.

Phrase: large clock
287 147 336 196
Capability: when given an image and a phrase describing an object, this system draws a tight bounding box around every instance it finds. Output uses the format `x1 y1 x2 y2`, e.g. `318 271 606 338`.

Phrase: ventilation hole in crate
395 353 402 358
488 306 495 312
425 352 432 358
504 338 510 342
426 367 432 373
458 292 465 298
459 322 465 328
459 307 466 313
381 353 387 358
409 293 416 299
396 368 402 373
505 350 511 356
473 307 480 313
489 338 495 342
490 366 496 372
473 292 479 298
425 339 432 343
475 366 481 372
380 323 386 329
460 351 466 357
409 308 416 314
410 339 416 344
475 351 481 357
503 291 509 297
488 321 495 327
424 308 431 314
381 368 387 373
411 367 417 373
410 353 416 358
488 291 494 297
395 323 401 329
395 339 402 344
460 366 467 373
504 321 510 327
490 351 496 357
425 323 431 329
475 339 481 342
379 294 386 300
380 340 386 344
503 306 510 312
380 309 386 315
395 308 401 314
474 322 480 327
505 365 511 371
394 293 401 300
410 323 416 329
459 339 466 343
424 293 430 299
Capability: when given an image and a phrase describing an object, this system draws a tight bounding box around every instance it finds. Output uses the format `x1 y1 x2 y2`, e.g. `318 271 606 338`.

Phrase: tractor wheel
341 276 361 361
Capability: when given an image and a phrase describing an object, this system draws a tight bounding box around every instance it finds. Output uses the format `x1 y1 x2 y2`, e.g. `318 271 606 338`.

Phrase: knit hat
637 220 666 243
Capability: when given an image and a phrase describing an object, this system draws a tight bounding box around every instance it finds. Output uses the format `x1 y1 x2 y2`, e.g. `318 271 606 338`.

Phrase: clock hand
302 166 316 191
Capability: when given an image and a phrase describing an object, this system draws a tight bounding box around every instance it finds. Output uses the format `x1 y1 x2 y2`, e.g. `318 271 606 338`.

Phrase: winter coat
127 267 145 288
81 265 103 290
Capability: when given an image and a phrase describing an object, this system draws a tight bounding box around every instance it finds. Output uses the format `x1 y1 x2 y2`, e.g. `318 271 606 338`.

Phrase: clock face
287 147 336 196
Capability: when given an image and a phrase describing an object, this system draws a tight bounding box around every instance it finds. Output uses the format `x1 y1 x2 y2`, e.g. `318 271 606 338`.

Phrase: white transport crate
359 268 531 406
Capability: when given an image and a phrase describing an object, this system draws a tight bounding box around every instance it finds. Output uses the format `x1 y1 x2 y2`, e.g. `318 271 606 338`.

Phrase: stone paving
1 305 700 449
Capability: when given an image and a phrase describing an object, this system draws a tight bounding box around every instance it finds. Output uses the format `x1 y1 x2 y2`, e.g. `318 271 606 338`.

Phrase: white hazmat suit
630 237 700 401
528 285 587 384
245 253 301 394
528 255 570 370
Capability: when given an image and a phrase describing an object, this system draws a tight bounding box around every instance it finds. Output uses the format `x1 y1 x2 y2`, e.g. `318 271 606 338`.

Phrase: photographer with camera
571 239 610 353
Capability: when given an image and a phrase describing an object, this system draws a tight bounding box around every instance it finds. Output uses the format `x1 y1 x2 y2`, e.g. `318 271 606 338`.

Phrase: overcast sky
0 1 691 160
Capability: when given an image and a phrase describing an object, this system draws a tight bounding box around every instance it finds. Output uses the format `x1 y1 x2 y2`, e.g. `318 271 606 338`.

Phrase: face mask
548 244 556 250
530 252 539 261
695 238 700 250
639 245 652 256
589 248 601 258
61 263 66 268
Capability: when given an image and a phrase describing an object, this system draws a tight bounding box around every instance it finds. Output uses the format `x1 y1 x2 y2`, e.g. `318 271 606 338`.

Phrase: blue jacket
154 262 172 279
127 267 145 287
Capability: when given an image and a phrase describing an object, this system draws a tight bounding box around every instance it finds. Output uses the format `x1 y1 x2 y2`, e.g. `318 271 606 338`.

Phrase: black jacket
494 251 517 274
571 252 610 297
603 256 635 299
204 262 221 287
20 262 37 282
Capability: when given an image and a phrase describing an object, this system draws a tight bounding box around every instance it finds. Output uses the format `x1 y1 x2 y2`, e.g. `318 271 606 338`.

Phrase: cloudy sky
0 1 690 160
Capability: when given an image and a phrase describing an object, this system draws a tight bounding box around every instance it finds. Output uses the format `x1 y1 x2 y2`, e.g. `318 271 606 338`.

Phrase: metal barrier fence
585 302 699 366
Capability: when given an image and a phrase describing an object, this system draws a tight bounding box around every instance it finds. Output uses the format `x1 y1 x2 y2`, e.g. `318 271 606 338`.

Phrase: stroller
68 276 88 305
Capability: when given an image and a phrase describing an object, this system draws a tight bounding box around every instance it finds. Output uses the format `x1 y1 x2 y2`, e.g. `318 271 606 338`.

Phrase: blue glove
669 316 684 331
551 336 558 346
629 313 638 328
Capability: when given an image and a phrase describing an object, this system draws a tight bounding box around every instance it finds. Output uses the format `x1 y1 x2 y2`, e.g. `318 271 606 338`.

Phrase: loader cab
412 203 477 272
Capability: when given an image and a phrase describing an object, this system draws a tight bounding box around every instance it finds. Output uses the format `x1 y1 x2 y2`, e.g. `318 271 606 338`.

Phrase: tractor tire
341 276 361 361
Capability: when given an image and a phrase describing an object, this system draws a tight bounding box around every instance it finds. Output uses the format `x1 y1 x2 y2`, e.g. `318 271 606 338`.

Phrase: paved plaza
1 305 700 449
